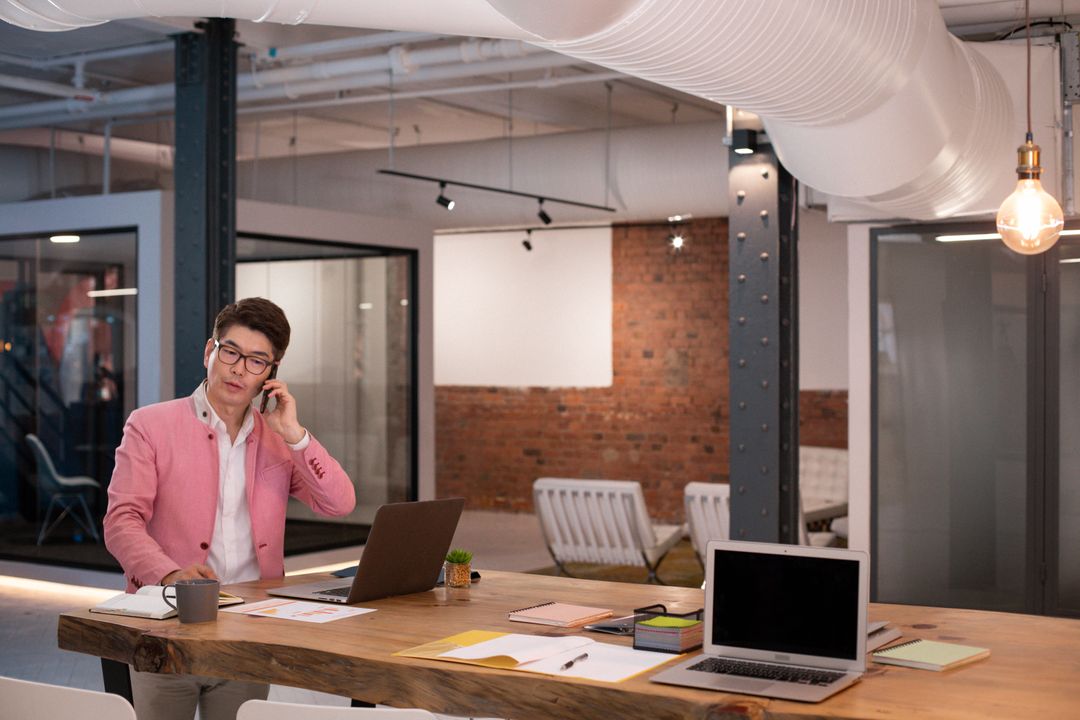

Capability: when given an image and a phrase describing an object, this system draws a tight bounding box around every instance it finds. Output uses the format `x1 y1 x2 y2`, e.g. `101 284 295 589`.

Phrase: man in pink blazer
104 297 355 720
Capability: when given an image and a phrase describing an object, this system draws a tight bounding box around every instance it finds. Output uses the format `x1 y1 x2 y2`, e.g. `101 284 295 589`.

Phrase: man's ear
203 339 215 369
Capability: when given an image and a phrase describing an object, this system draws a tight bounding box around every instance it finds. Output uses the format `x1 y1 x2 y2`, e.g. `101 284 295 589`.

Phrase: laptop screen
710 547 860 660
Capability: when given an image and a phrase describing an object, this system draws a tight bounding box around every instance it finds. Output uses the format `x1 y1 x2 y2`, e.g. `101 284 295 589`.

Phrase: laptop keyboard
688 657 845 687
317 586 351 597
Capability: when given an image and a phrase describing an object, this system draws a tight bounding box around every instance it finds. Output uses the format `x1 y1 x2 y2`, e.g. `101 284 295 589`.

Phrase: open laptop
267 497 465 604
651 539 869 703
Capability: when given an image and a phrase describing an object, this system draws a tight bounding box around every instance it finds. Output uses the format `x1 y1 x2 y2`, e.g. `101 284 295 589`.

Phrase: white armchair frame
683 481 731 568
533 478 683 584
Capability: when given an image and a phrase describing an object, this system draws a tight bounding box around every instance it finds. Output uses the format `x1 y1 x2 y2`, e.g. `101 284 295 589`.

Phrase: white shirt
192 383 309 585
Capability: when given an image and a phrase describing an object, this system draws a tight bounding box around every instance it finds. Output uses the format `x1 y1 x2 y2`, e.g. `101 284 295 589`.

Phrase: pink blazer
104 396 356 592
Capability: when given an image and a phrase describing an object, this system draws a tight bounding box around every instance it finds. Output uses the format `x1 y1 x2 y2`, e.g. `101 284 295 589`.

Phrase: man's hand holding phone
260 377 306 445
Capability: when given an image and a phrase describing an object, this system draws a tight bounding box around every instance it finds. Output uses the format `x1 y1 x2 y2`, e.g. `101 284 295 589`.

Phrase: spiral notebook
508 601 613 627
872 638 989 672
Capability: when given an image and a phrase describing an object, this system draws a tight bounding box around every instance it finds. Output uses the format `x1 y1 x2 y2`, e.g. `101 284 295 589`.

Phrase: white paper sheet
519 641 678 682
222 598 375 623
440 634 592 665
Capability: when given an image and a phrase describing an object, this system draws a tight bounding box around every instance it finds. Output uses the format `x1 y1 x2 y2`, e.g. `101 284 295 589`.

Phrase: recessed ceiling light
49 234 80 244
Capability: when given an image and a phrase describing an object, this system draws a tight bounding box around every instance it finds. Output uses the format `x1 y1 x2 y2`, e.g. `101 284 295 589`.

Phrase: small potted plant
444 548 473 588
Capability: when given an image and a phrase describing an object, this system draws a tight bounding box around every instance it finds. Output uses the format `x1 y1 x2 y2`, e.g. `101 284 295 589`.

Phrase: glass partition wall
236 234 416 529
0 229 137 562
874 224 1080 617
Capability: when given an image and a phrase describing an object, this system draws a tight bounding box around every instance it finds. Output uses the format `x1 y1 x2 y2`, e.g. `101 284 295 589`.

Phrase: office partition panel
873 227 1029 612
236 234 416 529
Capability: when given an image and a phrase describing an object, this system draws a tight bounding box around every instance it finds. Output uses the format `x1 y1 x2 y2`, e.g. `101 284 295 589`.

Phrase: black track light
537 199 552 225
436 182 455 211
522 229 533 251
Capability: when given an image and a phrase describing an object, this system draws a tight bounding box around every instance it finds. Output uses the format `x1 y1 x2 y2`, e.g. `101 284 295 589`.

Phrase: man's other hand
161 564 218 585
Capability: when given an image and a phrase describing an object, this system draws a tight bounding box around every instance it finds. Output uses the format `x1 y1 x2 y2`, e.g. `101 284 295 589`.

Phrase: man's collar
192 381 256 437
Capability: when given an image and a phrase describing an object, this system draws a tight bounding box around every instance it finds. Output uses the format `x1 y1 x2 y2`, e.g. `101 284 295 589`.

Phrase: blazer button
200 542 209 550
208 433 214 440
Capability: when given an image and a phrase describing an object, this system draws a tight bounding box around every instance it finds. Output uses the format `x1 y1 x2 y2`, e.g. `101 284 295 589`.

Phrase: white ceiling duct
0 0 1051 220
486 0 1020 220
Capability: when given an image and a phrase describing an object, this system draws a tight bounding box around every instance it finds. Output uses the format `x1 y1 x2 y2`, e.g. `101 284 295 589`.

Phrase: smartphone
259 365 279 413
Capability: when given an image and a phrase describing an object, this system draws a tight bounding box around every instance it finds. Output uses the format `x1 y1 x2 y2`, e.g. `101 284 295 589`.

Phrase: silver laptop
266 497 464 604
651 539 869 703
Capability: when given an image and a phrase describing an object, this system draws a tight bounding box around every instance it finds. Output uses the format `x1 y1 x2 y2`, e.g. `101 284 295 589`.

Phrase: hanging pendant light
996 0 1064 254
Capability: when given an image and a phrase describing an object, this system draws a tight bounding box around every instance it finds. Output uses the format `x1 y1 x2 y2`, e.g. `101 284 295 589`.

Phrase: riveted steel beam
174 19 237 396
728 144 799 544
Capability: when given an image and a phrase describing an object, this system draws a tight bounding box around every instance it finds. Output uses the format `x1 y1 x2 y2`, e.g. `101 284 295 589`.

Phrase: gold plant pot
444 561 472 588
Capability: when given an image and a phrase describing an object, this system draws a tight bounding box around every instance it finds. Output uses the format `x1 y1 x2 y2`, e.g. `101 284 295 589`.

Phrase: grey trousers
129 668 269 720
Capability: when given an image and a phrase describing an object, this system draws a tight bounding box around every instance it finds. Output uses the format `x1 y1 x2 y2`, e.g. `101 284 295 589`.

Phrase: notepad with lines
508 601 613 627
872 638 990 672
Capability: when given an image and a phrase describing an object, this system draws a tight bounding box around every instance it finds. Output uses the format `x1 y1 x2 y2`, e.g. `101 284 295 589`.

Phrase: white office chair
533 478 683 583
798 496 837 547
238 700 437 719
800 445 848 541
683 481 731 567
0 675 136 720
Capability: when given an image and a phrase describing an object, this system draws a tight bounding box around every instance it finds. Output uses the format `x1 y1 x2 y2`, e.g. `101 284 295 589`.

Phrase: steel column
727 145 799 543
173 20 237 396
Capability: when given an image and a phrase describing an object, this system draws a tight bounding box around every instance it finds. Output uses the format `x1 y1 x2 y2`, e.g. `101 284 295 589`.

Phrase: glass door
0 230 137 557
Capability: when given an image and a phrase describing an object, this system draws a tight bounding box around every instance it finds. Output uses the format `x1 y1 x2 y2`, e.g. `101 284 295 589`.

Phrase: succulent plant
445 548 473 564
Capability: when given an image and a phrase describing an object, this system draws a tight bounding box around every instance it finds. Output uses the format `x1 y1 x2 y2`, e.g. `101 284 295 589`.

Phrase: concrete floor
0 510 550 714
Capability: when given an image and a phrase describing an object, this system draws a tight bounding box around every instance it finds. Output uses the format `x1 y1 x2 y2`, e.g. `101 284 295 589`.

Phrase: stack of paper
633 616 703 653
396 630 677 683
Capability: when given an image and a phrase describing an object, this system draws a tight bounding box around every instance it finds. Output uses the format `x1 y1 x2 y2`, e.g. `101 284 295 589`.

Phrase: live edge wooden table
59 570 1080 720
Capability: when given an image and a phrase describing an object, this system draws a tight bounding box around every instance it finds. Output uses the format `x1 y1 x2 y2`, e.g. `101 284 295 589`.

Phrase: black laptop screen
710 548 860 660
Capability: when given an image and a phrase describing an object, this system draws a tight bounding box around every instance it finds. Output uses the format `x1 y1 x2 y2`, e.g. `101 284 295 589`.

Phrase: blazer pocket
258 459 293 490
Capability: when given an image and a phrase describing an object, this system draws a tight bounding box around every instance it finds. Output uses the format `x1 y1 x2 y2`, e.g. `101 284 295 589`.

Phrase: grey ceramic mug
162 578 219 623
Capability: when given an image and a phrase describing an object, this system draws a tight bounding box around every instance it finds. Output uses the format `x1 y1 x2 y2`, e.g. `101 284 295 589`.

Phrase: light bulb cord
1026 0 1032 138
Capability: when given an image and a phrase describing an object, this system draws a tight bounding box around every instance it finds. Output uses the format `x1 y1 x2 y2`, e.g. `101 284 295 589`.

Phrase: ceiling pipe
239 70 623 117
0 50 584 130
939 0 1080 28
0 38 556 127
256 31 442 62
0 127 174 165
0 72 100 99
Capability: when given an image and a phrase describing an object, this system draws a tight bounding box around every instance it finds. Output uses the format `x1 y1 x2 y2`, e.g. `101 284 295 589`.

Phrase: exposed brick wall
436 218 729 522
435 218 849 521
799 390 848 449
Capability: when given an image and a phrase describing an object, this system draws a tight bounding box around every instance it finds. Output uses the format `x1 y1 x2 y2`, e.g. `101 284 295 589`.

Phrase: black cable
996 19 1073 41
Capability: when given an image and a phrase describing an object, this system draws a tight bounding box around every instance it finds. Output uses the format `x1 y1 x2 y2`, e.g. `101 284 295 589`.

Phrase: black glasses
213 340 275 374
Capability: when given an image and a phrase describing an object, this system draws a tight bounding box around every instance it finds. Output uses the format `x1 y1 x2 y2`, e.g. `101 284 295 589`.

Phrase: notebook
872 638 989 671
91 586 244 620
266 498 464 604
508 601 613 627
650 539 869 703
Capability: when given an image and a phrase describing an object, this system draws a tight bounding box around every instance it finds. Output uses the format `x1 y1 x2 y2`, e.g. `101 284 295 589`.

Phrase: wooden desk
59 570 1080 719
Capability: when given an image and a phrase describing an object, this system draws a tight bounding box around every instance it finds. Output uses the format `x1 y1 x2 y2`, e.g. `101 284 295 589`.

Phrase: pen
560 652 589 671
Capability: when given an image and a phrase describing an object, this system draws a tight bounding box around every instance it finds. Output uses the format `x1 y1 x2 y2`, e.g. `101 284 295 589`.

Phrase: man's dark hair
213 297 291 360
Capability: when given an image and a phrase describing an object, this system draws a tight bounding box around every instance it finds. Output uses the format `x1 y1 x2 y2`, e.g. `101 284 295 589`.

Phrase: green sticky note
639 616 700 628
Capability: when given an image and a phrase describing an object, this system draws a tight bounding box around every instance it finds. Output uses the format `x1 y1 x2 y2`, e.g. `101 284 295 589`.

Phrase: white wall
799 207 849 390
434 226 612 387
